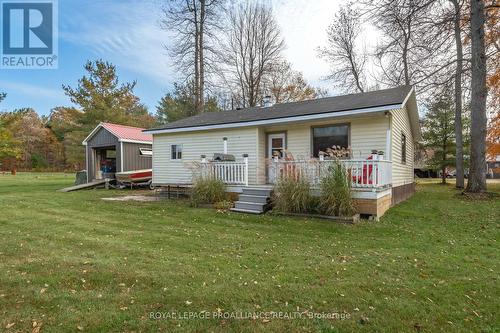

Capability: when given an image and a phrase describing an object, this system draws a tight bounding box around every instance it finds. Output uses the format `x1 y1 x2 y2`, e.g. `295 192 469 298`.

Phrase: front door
268 133 286 159
267 133 286 183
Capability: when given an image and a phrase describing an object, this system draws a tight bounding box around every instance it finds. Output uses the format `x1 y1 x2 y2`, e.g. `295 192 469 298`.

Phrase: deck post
243 154 249 186
223 138 228 154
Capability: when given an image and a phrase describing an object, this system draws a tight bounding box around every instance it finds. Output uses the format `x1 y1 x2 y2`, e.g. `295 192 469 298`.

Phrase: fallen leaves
32 321 42 333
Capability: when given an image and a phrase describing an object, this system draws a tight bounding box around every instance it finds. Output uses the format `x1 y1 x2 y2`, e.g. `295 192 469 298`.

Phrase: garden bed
272 211 360 224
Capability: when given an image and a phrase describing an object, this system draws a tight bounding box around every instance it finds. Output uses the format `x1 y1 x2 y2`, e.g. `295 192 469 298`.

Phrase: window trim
171 144 183 161
401 132 407 164
139 148 153 157
310 123 351 158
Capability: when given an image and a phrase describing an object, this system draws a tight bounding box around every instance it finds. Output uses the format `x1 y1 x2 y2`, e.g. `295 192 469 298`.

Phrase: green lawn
0 173 498 332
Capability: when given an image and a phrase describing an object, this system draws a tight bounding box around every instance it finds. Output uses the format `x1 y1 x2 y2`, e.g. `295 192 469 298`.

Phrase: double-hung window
171 144 182 160
401 133 407 164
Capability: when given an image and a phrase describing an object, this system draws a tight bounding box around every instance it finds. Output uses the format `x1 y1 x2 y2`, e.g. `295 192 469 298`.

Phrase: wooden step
242 188 272 197
238 194 270 204
230 208 264 215
234 201 266 212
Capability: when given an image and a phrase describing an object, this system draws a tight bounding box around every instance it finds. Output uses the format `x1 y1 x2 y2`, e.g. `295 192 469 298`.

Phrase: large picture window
312 124 349 157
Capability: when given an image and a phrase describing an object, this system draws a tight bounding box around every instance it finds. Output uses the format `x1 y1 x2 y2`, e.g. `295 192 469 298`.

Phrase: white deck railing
269 159 392 189
200 155 249 185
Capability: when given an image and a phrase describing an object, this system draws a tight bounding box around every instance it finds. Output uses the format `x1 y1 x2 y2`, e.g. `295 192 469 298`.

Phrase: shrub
319 161 357 217
191 176 227 207
272 175 313 213
31 153 48 170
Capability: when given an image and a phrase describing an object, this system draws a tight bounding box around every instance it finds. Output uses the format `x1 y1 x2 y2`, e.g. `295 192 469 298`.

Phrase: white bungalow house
144 86 421 217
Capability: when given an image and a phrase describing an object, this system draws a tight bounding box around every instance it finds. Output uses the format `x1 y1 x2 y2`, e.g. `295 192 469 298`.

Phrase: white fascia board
82 123 104 144
400 87 422 141
145 104 402 135
118 139 153 145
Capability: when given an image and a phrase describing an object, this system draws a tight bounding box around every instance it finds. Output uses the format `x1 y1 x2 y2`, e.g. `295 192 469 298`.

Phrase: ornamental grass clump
272 174 313 213
319 161 357 217
190 176 227 207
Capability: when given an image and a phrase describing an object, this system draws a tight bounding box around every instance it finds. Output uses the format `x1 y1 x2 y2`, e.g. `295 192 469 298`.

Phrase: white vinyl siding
259 115 389 160
153 127 258 185
152 111 417 187
390 107 415 187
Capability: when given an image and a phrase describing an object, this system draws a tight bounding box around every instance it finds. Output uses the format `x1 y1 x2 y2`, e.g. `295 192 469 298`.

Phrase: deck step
242 188 272 197
234 201 266 212
238 194 270 204
230 208 264 215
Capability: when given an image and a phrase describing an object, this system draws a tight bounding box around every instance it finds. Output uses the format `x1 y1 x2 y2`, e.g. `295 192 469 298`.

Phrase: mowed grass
0 173 498 333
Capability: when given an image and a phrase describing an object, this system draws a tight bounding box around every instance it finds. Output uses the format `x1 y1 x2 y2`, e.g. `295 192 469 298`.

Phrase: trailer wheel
148 180 155 191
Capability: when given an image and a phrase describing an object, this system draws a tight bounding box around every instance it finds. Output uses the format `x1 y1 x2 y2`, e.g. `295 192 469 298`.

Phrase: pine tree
156 81 219 125
422 91 456 184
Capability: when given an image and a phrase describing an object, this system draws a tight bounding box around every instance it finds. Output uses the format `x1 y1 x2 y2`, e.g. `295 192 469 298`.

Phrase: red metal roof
101 122 152 143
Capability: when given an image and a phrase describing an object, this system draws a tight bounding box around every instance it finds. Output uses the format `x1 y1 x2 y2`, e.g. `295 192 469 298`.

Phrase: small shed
82 122 153 183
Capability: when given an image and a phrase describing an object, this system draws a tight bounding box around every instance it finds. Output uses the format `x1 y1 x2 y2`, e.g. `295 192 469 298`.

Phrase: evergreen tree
422 91 456 184
62 60 154 129
156 81 220 125
57 60 155 168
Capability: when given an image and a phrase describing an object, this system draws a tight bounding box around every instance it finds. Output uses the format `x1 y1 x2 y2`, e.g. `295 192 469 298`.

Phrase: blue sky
0 0 370 116
1 0 174 115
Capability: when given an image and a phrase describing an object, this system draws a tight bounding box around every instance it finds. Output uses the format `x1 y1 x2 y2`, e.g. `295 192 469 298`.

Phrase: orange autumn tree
485 3 499 161
487 111 500 160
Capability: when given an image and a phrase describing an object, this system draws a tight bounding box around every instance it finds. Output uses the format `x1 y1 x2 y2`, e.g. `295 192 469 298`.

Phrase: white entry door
267 133 286 183
268 133 286 159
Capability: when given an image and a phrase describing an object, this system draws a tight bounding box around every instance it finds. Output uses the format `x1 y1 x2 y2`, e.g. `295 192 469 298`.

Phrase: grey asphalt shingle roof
145 86 413 132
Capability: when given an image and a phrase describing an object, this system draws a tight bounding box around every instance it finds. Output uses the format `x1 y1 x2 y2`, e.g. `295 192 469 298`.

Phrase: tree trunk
199 0 206 112
451 0 464 189
442 139 447 184
193 1 201 114
466 0 487 193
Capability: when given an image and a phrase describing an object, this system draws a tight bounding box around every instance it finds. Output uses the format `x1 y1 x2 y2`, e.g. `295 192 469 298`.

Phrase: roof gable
82 123 153 145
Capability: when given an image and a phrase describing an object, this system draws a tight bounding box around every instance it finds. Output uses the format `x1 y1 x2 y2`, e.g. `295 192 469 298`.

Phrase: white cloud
59 0 174 85
273 0 339 88
0 80 63 99
273 0 382 94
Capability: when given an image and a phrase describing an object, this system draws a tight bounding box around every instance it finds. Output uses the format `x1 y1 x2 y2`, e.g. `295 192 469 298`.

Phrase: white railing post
243 154 249 186
200 155 207 179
